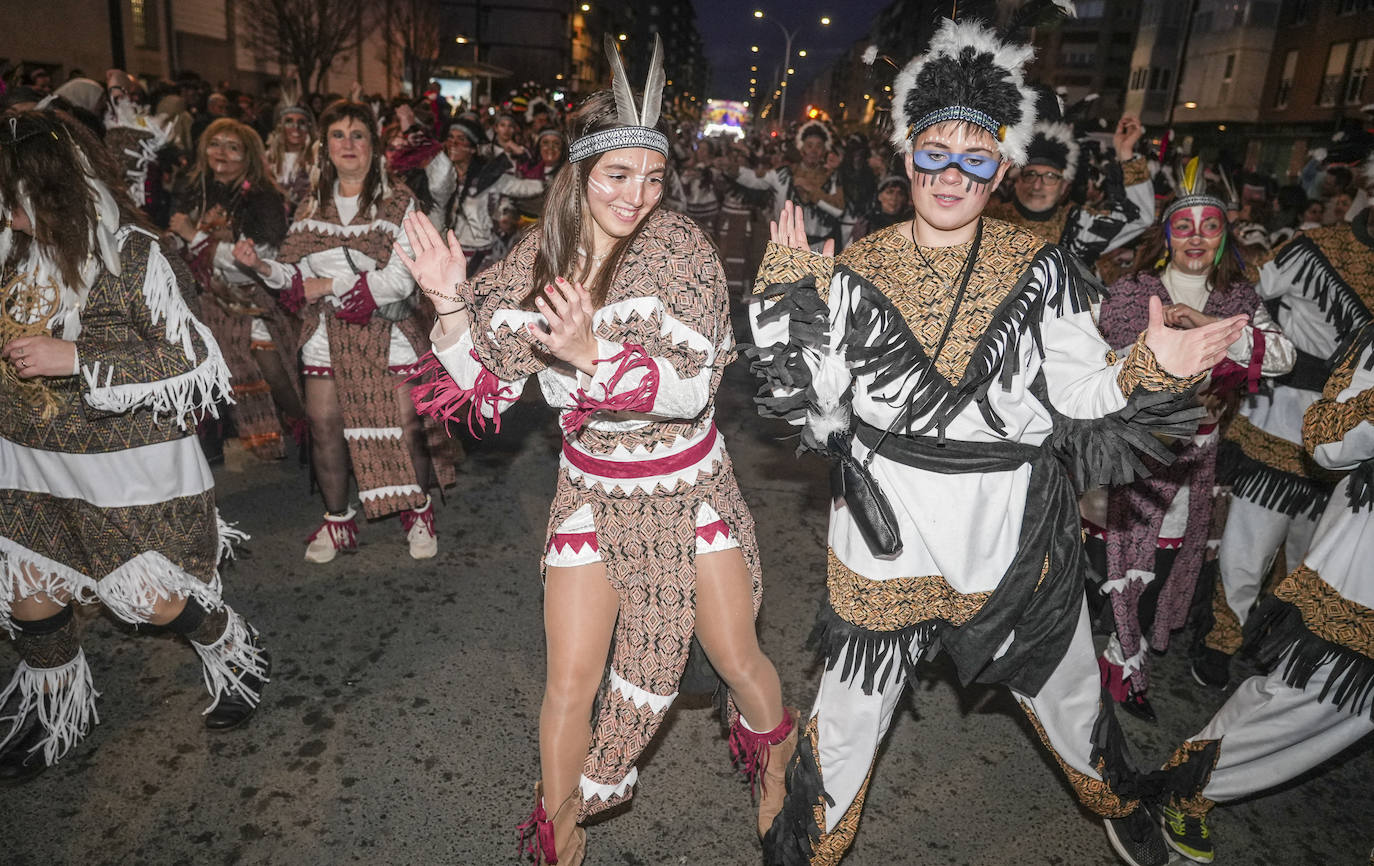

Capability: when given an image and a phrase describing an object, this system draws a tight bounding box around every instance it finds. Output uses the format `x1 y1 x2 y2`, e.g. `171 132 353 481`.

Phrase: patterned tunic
0 228 232 631
415 208 762 818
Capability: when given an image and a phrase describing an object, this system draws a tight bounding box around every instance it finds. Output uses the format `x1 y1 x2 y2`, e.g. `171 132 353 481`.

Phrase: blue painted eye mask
911 149 1001 182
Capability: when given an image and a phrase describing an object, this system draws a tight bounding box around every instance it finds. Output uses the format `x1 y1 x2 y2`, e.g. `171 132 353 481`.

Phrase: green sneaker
1162 801 1214 863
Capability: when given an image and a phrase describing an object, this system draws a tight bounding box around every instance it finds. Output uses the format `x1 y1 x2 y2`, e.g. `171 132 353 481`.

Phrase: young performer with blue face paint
747 18 1248 866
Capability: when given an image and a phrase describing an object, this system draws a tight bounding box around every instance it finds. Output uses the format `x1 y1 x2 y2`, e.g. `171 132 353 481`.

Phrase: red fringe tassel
561 344 660 434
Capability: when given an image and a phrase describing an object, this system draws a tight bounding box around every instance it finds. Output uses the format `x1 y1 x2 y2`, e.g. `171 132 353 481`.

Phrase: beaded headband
570 34 668 164
1163 194 1228 223
908 106 1004 144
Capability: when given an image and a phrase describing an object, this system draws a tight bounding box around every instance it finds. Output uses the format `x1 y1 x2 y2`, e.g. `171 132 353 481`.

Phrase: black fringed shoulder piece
744 275 831 437
834 240 1099 441
1274 235 1374 336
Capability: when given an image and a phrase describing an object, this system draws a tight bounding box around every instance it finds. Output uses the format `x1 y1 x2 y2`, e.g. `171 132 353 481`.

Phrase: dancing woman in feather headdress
398 36 793 864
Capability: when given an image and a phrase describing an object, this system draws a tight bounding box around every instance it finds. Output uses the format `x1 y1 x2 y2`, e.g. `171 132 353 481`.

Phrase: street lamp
580 3 590 10
752 10 830 125
798 50 807 57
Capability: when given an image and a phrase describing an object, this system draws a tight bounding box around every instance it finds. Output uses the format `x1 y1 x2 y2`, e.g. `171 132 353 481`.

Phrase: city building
2 0 395 97
1027 0 1142 119
1254 0 1374 178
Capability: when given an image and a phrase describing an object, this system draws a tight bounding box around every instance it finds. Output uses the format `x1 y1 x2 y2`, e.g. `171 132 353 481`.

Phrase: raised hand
769 200 834 257
528 277 598 375
1145 295 1247 378
394 211 469 315
1114 115 1144 161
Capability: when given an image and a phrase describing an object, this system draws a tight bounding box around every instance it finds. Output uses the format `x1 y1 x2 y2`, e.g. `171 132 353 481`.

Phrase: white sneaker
304 509 358 563
403 497 437 560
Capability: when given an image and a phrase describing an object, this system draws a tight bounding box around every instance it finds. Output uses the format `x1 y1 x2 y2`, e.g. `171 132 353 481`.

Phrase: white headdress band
570 35 670 163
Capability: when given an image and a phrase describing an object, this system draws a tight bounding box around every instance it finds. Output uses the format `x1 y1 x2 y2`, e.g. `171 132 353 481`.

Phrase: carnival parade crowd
1 16 1372 866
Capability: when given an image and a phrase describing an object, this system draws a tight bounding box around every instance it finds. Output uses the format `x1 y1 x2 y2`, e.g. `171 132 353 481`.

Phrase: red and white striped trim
562 423 723 495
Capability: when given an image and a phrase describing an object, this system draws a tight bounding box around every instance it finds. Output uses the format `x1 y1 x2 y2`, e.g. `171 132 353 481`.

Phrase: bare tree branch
240 0 368 94
372 0 441 96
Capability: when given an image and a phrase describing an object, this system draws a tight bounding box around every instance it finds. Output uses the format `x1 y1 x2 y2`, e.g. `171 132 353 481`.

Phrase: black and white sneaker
1104 804 1170 866
1162 800 1214 863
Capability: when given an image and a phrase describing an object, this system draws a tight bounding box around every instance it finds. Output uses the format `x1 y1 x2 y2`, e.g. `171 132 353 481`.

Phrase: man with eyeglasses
987 114 1152 271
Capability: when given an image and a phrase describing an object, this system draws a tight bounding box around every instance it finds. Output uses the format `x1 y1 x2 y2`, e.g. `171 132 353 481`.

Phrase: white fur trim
0 650 101 766
889 18 1038 165
805 347 852 448
1029 121 1081 184
608 668 676 713
580 767 638 803
862 45 879 65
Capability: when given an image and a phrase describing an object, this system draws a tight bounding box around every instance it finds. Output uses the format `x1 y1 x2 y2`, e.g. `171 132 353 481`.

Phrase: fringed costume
734 123 845 252
985 119 1153 269
415 208 763 819
746 19 1203 865
1156 323 1374 852
0 225 268 771
748 214 1202 862
1085 268 1292 707
263 183 458 519
1207 211 1374 657
175 175 298 460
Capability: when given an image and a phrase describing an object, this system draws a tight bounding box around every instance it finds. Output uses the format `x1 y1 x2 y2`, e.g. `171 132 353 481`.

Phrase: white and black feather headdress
1024 121 1079 183
889 18 1038 165
794 119 834 152
569 35 670 163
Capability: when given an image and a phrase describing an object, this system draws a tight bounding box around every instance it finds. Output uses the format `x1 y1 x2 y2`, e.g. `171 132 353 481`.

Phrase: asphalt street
5 359 1372 866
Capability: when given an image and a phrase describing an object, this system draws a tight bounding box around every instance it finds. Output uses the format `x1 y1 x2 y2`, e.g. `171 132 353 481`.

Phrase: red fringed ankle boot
729 707 798 837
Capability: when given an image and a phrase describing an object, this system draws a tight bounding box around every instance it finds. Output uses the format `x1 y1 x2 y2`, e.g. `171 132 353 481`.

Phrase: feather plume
862 45 879 66
1181 156 1201 197
603 34 639 127
641 35 666 128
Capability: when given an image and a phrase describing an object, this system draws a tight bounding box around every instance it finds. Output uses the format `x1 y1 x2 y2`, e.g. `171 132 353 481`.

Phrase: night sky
692 0 896 106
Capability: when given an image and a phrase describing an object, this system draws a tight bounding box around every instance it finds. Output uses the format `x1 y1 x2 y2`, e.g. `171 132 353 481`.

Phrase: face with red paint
1168 204 1226 275
582 147 666 252
904 122 1010 239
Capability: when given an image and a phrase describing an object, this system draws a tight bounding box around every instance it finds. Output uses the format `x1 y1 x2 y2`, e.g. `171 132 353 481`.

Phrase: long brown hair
1127 222 1245 292
525 90 669 308
184 118 281 217
0 110 153 289
310 100 389 220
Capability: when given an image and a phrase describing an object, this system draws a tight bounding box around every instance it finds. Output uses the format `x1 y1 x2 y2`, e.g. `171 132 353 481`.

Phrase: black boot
204 629 270 731
0 708 50 784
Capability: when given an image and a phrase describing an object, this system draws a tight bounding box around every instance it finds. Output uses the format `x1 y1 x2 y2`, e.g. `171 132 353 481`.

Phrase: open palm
394 211 469 314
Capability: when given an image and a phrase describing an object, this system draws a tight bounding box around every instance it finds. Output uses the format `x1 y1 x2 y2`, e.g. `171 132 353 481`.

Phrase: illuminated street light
751 45 759 52
580 3 590 10
1183 101 1198 109
754 9 764 17
787 67 795 74
454 36 470 43
820 16 831 25
798 50 807 57
618 33 627 41
750 78 756 84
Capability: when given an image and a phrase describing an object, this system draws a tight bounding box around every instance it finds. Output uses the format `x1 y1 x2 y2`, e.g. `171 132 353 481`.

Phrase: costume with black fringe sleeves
1157 322 1374 820
985 155 1153 269
746 17 1213 863
747 214 1206 863
1206 210 1374 656
0 224 268 771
